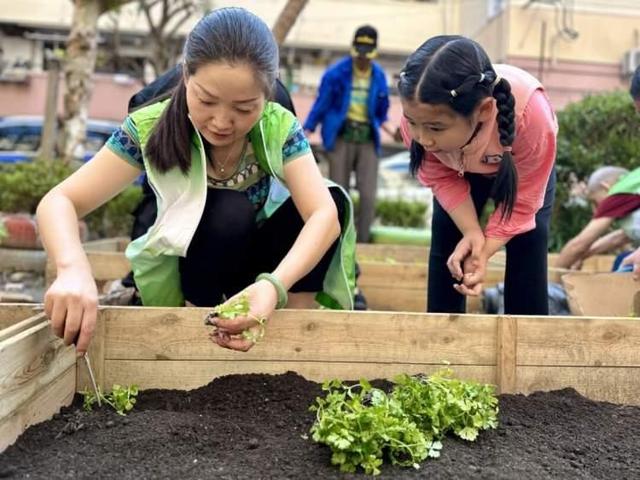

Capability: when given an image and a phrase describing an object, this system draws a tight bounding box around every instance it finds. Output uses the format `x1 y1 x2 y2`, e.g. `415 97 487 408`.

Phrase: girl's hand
209 279 278 352
447 231 485 282
44 264 99 356
454 253 488 297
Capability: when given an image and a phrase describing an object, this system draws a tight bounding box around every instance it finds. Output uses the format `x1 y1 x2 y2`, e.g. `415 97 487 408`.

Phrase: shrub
0 160 142 238
551 91 640 251
351 196 428 229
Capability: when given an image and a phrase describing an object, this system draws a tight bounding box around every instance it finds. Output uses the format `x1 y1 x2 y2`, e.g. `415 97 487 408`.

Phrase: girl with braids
36 7 356 354
397 36 557 315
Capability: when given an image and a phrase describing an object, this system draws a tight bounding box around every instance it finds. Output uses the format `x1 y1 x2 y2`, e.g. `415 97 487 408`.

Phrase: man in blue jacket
304 25 398 243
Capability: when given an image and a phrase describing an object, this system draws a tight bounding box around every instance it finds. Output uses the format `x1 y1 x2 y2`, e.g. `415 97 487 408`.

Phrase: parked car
0 116 119 164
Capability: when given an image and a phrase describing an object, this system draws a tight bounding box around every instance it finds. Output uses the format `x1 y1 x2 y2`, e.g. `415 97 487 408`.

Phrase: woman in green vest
37 7 356 354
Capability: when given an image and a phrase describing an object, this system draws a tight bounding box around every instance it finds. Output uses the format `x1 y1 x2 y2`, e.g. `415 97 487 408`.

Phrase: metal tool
82 353 102 406
31 305 102 405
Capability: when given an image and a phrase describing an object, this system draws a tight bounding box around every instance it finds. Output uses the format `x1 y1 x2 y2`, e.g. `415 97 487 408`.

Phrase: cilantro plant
392 370 498 441
205 293 267 344
82 384 139 416
309 379 440 475
310 370 498 475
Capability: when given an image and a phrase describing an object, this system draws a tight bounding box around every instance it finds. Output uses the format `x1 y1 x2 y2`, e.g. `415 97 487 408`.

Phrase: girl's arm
37 147 142 354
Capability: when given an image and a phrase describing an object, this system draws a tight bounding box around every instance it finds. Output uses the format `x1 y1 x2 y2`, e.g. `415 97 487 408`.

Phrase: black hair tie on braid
490 77 518 220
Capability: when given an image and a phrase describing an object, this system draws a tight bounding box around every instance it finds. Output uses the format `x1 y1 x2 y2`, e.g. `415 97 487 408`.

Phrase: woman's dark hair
146 7 279 174
398 35 517 219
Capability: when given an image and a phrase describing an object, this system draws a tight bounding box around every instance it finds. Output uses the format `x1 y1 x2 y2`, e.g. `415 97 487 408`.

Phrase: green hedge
551 91 640 251
0 160 142 238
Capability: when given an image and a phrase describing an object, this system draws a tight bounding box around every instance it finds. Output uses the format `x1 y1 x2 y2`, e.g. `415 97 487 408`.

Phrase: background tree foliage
550 90 640 251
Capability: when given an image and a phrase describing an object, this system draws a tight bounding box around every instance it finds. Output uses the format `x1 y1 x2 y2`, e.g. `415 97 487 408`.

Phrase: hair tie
399 71 406 79
450 89 458 98
503 146 513 153
478 73 486 83
491 75 502 88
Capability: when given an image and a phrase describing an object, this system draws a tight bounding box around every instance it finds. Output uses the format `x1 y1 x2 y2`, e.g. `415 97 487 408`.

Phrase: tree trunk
39 57 62 161
62 0 131 164
62 0 103 164
271 0 309 45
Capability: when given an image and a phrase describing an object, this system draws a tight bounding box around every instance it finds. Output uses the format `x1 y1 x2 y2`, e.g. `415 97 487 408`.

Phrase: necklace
210 138 247 174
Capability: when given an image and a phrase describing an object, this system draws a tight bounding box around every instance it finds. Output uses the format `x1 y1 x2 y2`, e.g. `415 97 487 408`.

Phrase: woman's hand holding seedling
207 279 277 351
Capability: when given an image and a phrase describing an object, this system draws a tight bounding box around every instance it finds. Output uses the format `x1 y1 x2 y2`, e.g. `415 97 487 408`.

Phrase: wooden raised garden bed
2 302 640 455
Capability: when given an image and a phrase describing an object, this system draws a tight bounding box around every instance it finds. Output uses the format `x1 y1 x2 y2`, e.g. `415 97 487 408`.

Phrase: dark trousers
427 169 556 315
179 187 345 307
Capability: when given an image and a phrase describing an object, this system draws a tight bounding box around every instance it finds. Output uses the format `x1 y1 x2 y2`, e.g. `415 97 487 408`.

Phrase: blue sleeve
375 69 390 124
303 69 336 131
105 116 144 170
282 119 311 163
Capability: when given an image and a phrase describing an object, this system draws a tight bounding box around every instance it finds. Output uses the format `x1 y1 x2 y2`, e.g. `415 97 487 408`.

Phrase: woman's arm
272 152 340 289
37 147 142 354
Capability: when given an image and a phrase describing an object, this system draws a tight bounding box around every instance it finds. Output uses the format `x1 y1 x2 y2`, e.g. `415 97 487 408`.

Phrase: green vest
608 167 640 246
125 100 356 309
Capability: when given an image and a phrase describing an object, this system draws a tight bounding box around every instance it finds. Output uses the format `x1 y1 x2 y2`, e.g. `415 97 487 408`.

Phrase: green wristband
256 273 288 309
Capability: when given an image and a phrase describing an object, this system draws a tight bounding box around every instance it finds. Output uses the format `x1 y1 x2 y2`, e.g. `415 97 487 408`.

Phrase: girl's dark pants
179 187 345 307
427 169 556 315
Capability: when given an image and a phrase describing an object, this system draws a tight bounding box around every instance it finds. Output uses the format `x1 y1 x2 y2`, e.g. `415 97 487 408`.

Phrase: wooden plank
104 360 496 391
359 261 568 289
516 366 640 406
356 244 427 263
0 320 76 421
496 316 517 394
83 237 129 252
46 250 130 289
362 286 426 312
356 244 614 273
0 366 75 453
0 312 47 343
517 316 640 367
0 304 40 331
362 287 482 314
101 308 498 366
562 272 638 316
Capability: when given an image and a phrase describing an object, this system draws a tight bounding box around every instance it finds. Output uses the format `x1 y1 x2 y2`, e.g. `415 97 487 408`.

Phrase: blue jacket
303 57 390 154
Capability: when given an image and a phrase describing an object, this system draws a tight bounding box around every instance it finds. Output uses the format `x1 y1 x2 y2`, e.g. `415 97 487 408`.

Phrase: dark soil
1 372 638 479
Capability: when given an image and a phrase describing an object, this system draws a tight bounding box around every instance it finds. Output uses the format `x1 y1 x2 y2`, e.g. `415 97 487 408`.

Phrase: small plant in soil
82 384 139 416
309 370 498 475
205 293 267 344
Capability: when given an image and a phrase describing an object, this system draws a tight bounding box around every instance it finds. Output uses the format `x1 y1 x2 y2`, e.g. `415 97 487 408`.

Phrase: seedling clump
310 369 498 475
82 384 139 416
205 293 267 344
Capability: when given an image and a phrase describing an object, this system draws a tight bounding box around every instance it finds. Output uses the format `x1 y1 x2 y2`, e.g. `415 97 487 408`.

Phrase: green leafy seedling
82 384 139 416
205 293 267 344
309 369 499 476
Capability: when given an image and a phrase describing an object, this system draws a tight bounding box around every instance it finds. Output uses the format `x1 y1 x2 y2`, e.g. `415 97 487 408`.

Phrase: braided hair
398 35 518 219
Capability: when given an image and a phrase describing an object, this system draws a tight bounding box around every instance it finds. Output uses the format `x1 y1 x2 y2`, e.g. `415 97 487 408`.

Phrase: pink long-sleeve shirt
401 64 558 240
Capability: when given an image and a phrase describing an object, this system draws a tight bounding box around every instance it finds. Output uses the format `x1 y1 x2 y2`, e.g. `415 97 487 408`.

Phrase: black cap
352 25 378 58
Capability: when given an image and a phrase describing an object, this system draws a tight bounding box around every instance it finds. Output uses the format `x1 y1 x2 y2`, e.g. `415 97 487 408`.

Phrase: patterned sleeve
105 116 145 170
282 119 312 163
